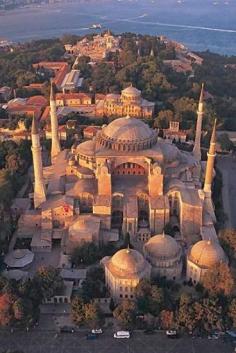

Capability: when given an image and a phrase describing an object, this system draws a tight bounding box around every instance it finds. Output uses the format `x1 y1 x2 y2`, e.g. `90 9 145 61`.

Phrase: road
217 155 236 229
0 329 232 353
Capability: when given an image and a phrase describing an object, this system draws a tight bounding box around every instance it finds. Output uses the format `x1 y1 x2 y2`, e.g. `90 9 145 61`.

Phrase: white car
92 329 103 334
114 331 130 339
166 330 177 336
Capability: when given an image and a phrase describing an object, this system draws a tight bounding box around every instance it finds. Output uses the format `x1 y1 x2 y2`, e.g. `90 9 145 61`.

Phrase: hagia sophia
15 82 228 302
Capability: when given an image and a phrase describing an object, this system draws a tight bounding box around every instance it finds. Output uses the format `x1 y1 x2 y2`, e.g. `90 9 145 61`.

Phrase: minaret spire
204 119 217 194
193 83 205 161
31 116 46 209
50 80 61 161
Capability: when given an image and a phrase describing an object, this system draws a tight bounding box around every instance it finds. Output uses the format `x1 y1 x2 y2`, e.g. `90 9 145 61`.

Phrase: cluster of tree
0 39 64 88
112 261 235 332
0 139 32 252
81 266 107 302
71 296 102 328
70 241 118 267
219 229 236 261
0 266 63 328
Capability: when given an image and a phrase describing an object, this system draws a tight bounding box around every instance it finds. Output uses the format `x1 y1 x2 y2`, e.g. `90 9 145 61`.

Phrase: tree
81 267 106 301
113 299 137 329
71 242 100 267
84 302 102 328
34 266 64 300
154 110 174 129
71 296 85 326
160 310 174 329
177 293 196 332
217 133 233 152
228 298 236 328
0 293 14 326
202 262 234 296
219 229 236 259
135 279 152 313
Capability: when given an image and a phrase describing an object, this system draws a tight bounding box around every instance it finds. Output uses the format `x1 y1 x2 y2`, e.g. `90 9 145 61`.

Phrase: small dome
108 248 148 278
122 85 141 97
188 240 227 269
144 233 181 260
102 116 154 142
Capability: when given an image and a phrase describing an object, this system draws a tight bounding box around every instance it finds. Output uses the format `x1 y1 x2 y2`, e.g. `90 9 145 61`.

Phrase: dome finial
126 243 130 253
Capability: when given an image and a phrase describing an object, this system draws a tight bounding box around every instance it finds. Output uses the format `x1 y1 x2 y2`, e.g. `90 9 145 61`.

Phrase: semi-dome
108 247 148 278
144 233 181 260
97 116 158 151
188 240 227 269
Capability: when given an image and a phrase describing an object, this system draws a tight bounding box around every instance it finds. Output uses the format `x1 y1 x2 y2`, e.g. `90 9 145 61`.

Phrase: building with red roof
56 93 92 107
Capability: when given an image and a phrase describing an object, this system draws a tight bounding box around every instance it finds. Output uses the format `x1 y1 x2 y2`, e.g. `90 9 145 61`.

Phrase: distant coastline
0 0 236 55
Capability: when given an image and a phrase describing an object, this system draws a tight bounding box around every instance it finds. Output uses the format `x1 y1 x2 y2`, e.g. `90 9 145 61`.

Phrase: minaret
31 116 46 209
193 83 204 161
204 119 217 194
50 81 61 161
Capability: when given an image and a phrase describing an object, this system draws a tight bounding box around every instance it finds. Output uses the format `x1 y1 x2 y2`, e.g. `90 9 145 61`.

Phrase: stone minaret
50 81 61 161
193 83 205 161
31 116 46 209
204 119 217 194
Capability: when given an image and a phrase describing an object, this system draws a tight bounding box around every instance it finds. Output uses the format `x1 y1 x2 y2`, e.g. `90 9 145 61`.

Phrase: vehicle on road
166 330 179 338
114 331 130 339
86 333 98 340
92 329 103 334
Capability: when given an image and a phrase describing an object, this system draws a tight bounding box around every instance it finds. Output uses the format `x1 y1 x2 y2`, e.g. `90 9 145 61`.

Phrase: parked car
166 330 179 338
86 333 98 340
114 331 130 339
92 328 103 334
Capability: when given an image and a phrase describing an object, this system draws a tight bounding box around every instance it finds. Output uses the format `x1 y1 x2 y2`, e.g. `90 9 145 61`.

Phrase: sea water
0 0 236 55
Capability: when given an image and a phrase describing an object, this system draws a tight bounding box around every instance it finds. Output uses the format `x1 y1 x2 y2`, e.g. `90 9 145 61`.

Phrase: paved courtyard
0 330 232 353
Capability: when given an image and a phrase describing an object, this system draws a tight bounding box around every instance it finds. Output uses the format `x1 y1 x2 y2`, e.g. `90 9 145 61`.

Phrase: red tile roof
26 95 47 107
56 92 92 100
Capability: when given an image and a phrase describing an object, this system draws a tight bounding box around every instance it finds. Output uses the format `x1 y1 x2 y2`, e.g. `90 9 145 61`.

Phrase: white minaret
193 83 204 161
31 116 46 209
204 119 217 194
50 81 61 161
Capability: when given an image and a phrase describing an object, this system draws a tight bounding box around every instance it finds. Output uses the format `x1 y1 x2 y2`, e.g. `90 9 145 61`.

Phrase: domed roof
144 233 181 260
102 116 154 142
122 85 141 96
108 248 148 278
188 240 227 269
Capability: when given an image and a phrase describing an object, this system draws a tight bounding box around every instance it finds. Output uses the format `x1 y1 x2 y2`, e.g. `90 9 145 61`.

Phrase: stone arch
112 162 147 176
78 192 93 214
167 190 182 235
111 193 124 230
137 192 149 228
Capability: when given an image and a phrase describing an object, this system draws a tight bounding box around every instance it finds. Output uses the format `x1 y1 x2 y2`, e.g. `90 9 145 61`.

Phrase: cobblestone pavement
0 329 232 353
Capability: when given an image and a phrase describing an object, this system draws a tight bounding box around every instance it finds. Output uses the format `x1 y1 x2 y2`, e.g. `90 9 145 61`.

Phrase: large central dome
103 116 153 141
97 116 158 152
